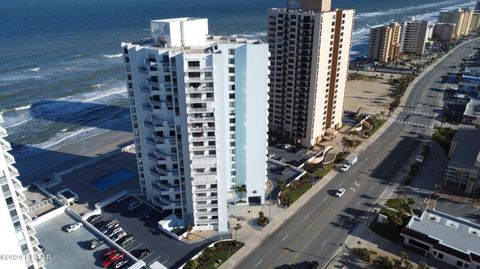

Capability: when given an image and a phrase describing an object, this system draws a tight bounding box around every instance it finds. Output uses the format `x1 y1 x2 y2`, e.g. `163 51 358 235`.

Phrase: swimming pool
89 168 137 192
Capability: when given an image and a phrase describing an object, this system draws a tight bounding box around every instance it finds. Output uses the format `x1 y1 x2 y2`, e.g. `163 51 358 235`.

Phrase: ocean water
0 0 475 159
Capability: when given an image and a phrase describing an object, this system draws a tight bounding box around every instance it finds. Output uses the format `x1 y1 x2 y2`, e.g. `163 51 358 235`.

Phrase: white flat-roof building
121 18 269 232
267 0 355 146
0 122 42 268
401 209 480 268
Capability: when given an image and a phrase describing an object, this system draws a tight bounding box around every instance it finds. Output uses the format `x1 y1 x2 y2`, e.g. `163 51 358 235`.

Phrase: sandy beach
15 129 133 186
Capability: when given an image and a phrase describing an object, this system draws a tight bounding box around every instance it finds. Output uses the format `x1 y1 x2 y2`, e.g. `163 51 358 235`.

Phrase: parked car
66 222 83 233
415 155 425 164
89 239 104 250
38 245 45 252
118 234 134 247
112 259 128 269
111 231 127 242
127 200 142 211
335 188 346 197
338 154 358 172
105 219 119 229
103 248 117 259
132 248 150 260
103 253 124 268
86 214 101 223
102 223 119 234
94 219 110 229
107 227 123 238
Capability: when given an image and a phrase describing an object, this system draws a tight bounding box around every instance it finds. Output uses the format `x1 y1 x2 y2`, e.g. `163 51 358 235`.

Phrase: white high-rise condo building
267 0 355 146
121 18 269 232
0 122 42 269
401 18 429 55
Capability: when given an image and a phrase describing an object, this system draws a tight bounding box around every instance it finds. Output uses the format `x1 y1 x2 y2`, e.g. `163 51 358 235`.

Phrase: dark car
118 234 134 247
289 261 319 269
38 245 45 252
132 248 150 260
86 214 102 223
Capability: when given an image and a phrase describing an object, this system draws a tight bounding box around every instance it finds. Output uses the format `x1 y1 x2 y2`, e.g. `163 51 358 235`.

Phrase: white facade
0 124 41 269
122 18 269 232
267 0 355 146
401 18 429 55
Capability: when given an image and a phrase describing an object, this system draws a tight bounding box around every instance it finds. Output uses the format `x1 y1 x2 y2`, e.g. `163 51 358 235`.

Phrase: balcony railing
185 87 214 93
188 116 215 123
155 150 178 161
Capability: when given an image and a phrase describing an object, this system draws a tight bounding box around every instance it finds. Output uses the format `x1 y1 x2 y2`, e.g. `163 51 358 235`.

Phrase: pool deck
43 151 139 215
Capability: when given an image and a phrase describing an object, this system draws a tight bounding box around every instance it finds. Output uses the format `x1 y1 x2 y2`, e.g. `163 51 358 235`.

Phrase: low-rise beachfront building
401 209 480 269
367 22 402 63
432 23 456 42
443 129 480 195
400 18 429 55
0 121 42 268
463 98 480 127
121 18 269 232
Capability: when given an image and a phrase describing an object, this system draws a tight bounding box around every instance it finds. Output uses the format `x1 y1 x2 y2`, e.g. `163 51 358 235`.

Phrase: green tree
233 223 241 243
235 184 247 201
418 262 430 269
400 251 409 267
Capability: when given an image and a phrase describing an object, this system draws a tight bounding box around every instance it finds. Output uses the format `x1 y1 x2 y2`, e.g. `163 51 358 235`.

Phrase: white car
415 155 425 164
339 163 352 172
112 231 127 242
335 188 346 197
127 200 142 211
66 222 83 233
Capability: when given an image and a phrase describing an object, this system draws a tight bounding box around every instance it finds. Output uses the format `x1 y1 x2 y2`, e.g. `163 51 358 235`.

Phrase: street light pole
268 190 272 220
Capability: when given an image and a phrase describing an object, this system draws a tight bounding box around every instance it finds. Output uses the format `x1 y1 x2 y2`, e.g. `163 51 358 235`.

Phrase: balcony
194 187 218 193
4 151 15 165
0 126 7 138
187 106 214 113
185 66 213 71
138 67 148 74
153 196 181 208
155 150 178 161
188 116 215 123
195 203 217 209
0 137 11 151
194 195 218 201
142 104 153 112
147 79 159 87
186 87 214 93
196 211 219 217
144 121 154 129
9 164 19 178
151 117 175 128
195 218 218 225
189 126 215 132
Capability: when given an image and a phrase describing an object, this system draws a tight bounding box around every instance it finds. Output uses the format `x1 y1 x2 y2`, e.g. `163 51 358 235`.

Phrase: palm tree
235 184 247 201
233 223 241 243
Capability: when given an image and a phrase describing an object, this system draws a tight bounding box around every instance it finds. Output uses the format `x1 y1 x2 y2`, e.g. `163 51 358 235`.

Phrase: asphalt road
235 40 480 269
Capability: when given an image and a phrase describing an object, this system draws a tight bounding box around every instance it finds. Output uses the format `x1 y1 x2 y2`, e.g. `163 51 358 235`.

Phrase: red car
103 248 117 259
103 253 124 268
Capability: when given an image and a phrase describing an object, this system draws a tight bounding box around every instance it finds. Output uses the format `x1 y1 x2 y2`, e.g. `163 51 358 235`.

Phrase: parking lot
99 195 229 268
35 212 119 269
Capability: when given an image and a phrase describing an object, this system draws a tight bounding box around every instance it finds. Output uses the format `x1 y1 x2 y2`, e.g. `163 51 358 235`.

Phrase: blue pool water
89 168 137 192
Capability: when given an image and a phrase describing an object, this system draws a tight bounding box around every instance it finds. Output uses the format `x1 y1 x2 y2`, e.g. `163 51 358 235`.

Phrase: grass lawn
432 127 456 153
314 163 335 179
385 198 410 213
369 208 404 242
290 184 312 204
184 241 244 269
367 116 387 136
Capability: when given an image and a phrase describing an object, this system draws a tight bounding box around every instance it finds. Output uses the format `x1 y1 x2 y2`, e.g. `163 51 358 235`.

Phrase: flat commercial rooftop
35 212 110 269
406 209 480 255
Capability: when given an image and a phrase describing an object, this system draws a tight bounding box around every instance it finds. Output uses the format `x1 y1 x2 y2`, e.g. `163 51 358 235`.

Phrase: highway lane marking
356 201 361 206
369 185 374 190
321 240 327 247
255 259 263 268
339 180 345 186
321 197 328 203
304 214 310 220
281 235 289 242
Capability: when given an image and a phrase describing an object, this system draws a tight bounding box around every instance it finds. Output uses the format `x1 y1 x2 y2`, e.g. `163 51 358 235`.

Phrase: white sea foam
82 87 127 103
103 53 122 58
29 67 40 72
356 0 468 19
4 117 33 129
14 104 32 111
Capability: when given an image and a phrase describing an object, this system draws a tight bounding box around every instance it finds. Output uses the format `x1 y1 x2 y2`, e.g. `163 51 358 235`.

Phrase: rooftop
448 129 480 169
464 98 480 118
405 209 480 255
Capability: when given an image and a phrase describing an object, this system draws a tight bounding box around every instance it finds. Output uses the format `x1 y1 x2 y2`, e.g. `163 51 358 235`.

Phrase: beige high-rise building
432 23 456 41
470 13 480 32
367 22 402 63
267 0 355 146
439 8 474 38
401 18 429 55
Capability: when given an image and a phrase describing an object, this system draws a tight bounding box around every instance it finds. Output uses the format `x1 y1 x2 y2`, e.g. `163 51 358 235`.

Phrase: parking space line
339 180 345 186
321 240 327 247
281 235 289 241
303 214 310 220
255 259 264 268
128 243 143 251
321 197 328 203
